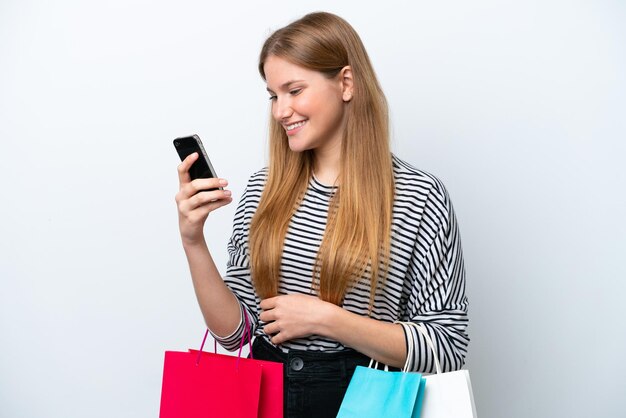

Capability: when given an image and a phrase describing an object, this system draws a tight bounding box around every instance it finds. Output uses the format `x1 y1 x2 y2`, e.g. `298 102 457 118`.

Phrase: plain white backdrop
1 0 625 417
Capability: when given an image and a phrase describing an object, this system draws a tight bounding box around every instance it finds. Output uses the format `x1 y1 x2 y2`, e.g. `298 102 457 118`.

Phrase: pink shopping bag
160 313 283 417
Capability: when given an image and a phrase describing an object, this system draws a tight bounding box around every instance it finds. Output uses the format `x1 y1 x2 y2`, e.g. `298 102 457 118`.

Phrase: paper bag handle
397 321 442 374
195 307 254 366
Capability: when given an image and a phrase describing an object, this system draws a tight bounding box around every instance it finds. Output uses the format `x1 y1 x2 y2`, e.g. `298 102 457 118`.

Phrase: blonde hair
249 12 394 306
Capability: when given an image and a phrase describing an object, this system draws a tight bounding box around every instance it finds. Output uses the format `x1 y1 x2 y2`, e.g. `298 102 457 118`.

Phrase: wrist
316 301 343 339
181 234 208 250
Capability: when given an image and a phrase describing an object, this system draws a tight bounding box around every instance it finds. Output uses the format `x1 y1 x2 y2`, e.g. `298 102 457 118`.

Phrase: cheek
321 97 346 126
295 95 314 115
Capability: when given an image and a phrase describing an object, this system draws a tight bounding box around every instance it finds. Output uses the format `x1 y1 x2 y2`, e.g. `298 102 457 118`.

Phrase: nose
272 96 293 122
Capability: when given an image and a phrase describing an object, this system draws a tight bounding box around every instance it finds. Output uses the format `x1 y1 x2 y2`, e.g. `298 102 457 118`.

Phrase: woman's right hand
175 152 233 245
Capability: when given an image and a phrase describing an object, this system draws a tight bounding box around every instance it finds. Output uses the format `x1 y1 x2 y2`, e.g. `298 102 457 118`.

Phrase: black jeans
251 337 370 418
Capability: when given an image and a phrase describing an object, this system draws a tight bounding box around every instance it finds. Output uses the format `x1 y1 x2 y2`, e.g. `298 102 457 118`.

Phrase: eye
268 95 277 101
289 88 302 96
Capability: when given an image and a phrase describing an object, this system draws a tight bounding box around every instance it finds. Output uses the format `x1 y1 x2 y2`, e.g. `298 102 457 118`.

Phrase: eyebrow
266 80 305 93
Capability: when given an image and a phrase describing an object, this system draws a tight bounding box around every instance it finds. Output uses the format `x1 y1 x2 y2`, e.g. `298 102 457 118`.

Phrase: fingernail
219 179 228 186
224 190 231 196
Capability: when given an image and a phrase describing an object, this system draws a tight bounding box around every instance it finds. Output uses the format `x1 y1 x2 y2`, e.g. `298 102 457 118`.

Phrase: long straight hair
249 12 394 306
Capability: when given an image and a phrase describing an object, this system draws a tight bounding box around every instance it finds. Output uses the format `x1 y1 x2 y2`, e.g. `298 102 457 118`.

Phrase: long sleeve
210 170 267 351
402 180 469 373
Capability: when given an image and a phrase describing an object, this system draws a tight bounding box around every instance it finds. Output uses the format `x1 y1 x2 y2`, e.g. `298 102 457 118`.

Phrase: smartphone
173 134 222 190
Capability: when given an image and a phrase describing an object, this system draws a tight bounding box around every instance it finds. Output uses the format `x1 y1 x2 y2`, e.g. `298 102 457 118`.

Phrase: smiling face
264 55 352 155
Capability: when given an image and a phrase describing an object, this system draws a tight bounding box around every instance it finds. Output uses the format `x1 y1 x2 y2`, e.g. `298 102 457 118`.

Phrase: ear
339 66 354 102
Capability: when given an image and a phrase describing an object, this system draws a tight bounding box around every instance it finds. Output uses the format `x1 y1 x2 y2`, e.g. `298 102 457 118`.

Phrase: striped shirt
213 154 469 373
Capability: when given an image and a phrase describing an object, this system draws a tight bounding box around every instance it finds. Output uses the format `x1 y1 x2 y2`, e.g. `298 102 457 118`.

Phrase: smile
285 120 308 132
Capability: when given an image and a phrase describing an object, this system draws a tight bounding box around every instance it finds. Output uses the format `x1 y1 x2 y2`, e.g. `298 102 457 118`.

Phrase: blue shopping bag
337 365 426 418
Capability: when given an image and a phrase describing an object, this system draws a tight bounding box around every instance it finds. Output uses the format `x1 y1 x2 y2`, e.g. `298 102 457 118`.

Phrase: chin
287 138 315 153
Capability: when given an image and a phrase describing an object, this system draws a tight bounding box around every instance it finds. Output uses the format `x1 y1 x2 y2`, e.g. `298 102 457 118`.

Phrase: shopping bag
421 370 477 418
337 323 427 418
188 349 283 418
251 353 283 418
160 348 263 418
159 311 283 418
407 322 478 418
336 364 426 418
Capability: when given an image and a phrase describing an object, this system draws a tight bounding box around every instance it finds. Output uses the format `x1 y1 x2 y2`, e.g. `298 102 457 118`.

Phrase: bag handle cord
396 321 443 375
195 307 254 367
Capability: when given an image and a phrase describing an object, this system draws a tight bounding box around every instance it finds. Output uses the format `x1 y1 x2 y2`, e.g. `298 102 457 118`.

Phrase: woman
175 11 468 417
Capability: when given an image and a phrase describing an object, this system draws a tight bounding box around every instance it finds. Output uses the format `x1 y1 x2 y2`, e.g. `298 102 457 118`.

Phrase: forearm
182 239 241 337
319 304 407 368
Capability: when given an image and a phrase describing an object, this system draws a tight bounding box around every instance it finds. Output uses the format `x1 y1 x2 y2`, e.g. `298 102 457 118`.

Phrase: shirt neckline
310 174 337 196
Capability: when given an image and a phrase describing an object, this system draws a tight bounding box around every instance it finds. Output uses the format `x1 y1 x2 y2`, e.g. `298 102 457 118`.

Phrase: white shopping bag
422 369 477 418
404 322 478 418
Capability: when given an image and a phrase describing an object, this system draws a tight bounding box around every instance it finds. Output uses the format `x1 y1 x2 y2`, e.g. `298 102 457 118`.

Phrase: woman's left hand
259 294 335 345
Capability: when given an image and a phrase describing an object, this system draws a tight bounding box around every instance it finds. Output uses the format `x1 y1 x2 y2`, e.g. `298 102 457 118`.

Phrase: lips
284 119 308 134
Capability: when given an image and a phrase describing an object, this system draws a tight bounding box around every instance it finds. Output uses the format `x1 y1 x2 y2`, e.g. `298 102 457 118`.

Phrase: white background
1 1 625 417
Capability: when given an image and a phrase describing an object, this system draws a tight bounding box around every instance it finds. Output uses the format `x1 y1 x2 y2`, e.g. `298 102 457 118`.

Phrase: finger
199 196 233 214
179 197 234 226
177 152 199 185
178 194 233 221
190 177 228 193
179 178 226 202
271 333 286 345
195 197 233 215
263 323 286 344
259 309 276 323
194 197 233 215
175 184 225 209
260 297 278 311
263 322 279 335
187 189 232 211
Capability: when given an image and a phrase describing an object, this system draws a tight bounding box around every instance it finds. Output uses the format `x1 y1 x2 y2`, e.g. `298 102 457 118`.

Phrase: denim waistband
252 337 371 379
